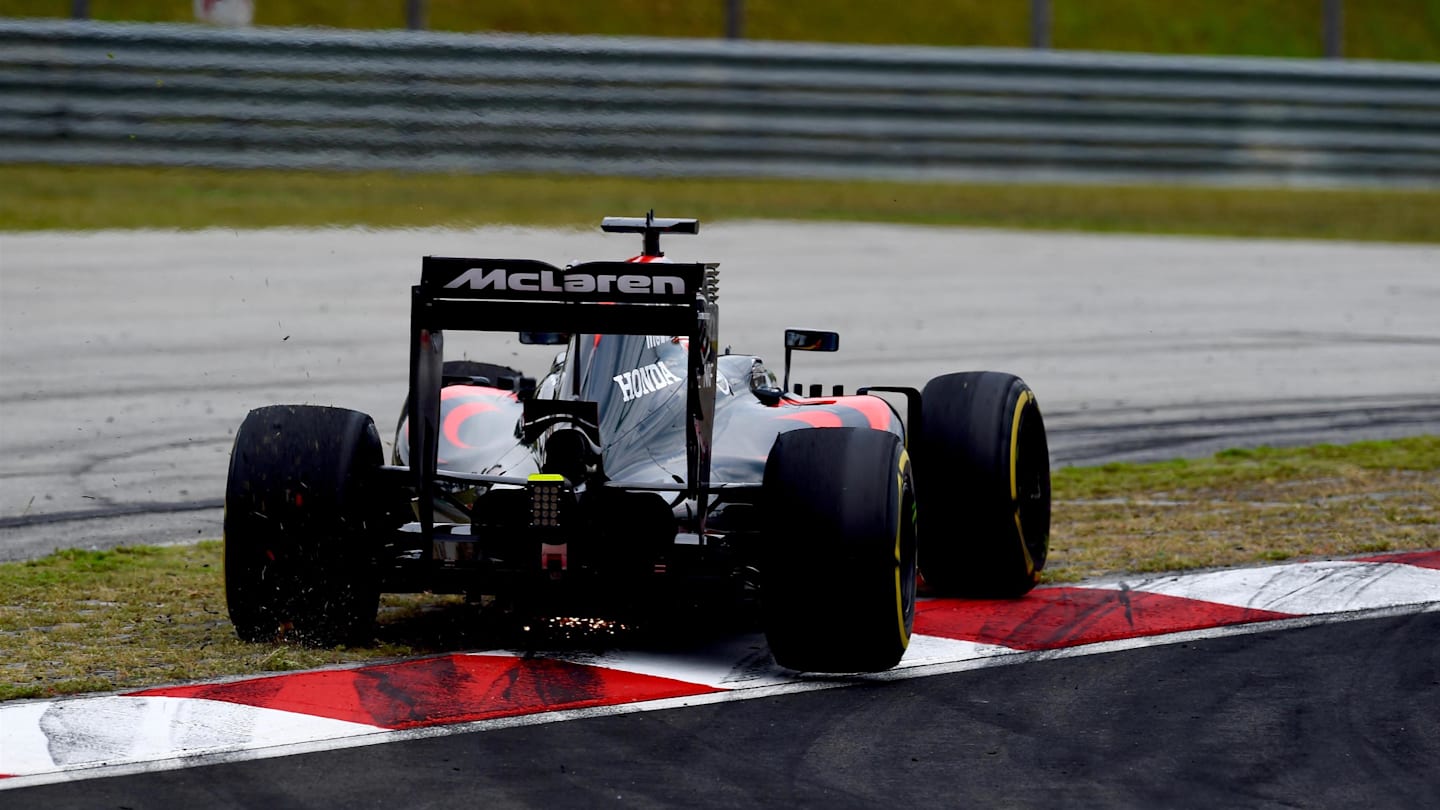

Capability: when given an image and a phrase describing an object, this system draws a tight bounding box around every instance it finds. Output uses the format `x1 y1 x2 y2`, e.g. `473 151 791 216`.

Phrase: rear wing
408 256 721 539
415 258 709 335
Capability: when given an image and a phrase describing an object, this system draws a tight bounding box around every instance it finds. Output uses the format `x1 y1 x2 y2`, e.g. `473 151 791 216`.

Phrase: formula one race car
224 214 1051 672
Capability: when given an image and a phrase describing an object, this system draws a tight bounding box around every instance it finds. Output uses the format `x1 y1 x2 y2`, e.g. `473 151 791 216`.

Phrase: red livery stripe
777 410 844 428
442 401 501 448
833 395 897 431
131 654 722 730
780 395 896 431
915 588 1296 650
440 386 517 401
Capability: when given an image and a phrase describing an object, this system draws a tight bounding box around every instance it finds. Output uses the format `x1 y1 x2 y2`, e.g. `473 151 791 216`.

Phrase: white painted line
0 702 56 777
1 696 383 780
541 639 792 690
512 628 1015 687
895 634 1018 667
1109 560 1440 614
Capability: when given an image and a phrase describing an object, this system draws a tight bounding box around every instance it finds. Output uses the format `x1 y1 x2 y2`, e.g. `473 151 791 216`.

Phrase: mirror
781 329 839 391
519 331 569 345
784 329 839 352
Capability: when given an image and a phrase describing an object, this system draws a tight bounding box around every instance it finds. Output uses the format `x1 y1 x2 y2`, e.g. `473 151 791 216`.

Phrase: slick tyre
915 372 1050 597
225 405 387 646
762 428 917 672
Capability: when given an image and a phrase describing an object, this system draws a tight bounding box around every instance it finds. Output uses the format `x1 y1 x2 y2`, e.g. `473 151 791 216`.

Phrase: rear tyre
761 428 917 672
225 405 387 646
915 371 1050 597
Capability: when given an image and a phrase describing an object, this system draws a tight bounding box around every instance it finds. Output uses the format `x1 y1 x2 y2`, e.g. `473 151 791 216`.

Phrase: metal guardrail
3 19 1439 187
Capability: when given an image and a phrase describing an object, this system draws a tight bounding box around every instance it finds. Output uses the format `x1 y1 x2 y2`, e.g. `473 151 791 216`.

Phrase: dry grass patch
1046 438 1440 581
0 544 475 702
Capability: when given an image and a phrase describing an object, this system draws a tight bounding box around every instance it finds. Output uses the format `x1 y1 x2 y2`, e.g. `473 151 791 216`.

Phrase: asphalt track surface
1 225 1438 807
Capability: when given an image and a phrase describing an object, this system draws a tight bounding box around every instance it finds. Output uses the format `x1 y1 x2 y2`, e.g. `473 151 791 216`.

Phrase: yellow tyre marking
894 448 911 649
1009 390 1036 576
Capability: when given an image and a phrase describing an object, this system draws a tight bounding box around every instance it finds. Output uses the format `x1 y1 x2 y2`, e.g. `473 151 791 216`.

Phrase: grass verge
2 436 1436 702
1046 437 1440 581
5 166 1440 243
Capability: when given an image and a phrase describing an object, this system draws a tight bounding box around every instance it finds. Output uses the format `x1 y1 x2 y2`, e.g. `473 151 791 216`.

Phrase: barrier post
1030 0 1051 49
1323 0 1344 59
726 0 744 40
407 0 427 31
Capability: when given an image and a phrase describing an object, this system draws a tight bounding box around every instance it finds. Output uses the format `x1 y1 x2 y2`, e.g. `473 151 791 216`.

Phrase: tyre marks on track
1 550 1437 790
130 656 724 731
914 588 1293 651
1046 395 1440 465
